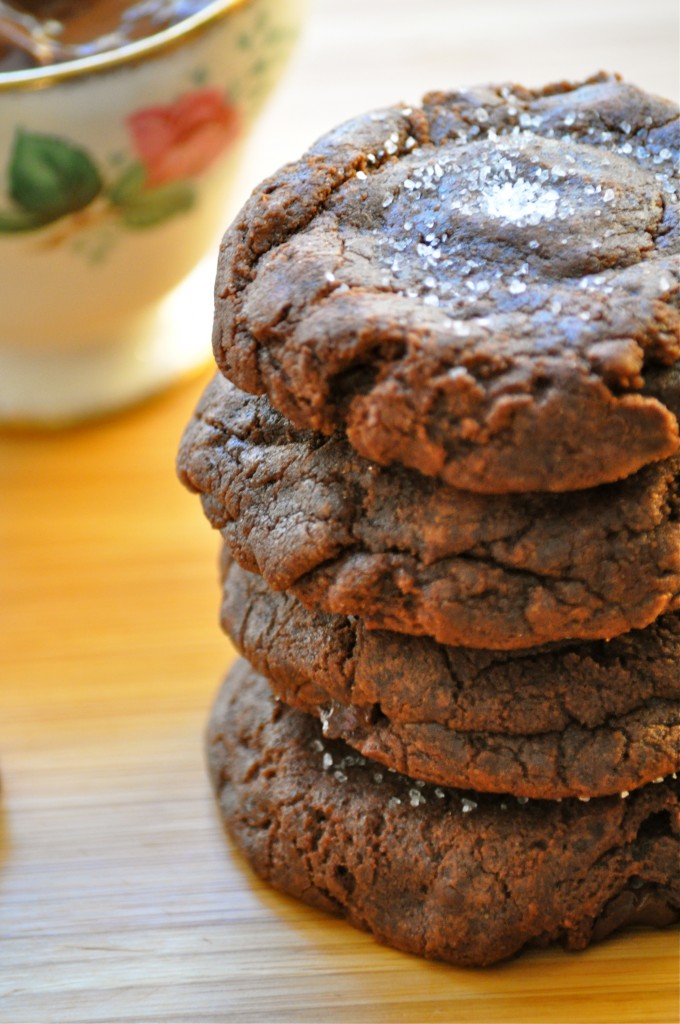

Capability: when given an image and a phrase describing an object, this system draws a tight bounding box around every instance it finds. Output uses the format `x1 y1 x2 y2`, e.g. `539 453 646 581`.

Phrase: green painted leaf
0 207 51 233
9 130 102 219
107 163 146 206
120 181 194 229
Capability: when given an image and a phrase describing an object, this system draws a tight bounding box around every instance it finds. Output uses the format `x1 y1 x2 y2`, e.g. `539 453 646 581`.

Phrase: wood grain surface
1 1 679 1021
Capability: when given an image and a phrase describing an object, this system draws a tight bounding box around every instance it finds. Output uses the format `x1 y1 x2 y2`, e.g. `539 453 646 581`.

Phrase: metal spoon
0 1 80 66
0 0 158 67
0 1 209 68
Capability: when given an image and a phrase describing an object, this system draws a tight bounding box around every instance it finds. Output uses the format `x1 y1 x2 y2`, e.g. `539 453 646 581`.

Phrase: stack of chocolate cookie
178 73 680 966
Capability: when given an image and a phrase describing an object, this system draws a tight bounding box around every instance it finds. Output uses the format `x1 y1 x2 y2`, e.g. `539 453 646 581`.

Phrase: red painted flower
127 88 240 186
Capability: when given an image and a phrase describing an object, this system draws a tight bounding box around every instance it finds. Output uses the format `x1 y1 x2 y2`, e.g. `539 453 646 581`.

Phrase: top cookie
213 73 680 494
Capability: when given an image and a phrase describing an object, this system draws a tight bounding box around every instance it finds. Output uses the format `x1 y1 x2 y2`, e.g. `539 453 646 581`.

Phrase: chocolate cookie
212 73 680 494
220 554 680 799
207 661 680 967
177 374 680 650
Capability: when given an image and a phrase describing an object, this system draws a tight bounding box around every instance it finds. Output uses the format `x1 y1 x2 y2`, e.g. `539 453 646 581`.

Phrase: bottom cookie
206 660 680 968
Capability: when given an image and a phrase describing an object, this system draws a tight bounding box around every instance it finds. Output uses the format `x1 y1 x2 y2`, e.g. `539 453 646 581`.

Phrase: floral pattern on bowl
0 0 302 260
0 87 241 240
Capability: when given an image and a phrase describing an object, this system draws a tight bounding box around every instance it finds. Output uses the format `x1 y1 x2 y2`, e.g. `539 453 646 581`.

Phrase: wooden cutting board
1 370 678 1024
1 2 678 1019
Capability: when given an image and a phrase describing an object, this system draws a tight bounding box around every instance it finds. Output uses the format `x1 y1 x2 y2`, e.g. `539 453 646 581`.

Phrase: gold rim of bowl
0 0 255 92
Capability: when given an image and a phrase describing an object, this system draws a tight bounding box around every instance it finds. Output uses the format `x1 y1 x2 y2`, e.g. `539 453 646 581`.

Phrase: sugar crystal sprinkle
482 178 560 226
320 706 333 724
355 99 680 317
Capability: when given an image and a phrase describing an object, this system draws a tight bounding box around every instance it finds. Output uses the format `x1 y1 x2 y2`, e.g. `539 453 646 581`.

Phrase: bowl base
0 256 216 427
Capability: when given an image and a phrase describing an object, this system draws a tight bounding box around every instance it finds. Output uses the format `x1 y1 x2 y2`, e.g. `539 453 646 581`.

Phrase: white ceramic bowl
0 0 306 424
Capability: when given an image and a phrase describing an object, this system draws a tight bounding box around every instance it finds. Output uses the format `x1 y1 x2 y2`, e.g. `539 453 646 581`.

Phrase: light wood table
1 2 679 1021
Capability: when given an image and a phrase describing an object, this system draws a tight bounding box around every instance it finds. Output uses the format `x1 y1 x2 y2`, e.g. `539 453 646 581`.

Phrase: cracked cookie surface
207 660 680 967
220 554 680 799
177 374 680 649
213 73 680 494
